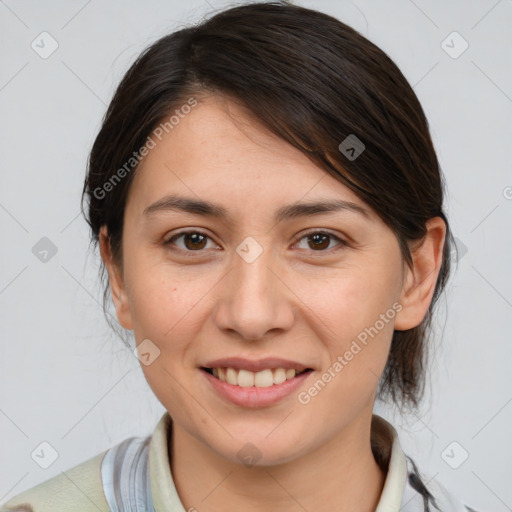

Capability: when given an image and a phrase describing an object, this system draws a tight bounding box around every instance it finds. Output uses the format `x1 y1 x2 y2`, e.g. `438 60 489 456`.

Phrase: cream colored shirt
1 413 477 511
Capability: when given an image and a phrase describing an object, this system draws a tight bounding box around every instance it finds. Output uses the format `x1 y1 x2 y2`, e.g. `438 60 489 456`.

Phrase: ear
394 217 447 331
98 225 134 331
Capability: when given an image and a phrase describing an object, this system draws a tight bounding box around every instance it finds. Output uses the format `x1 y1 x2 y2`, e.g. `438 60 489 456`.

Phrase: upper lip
202 357 313 373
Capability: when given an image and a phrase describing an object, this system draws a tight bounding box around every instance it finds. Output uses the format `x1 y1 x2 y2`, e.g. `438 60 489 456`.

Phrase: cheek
125 264 210 413
124 254 202 336
308 270 397 391
309 266 398 339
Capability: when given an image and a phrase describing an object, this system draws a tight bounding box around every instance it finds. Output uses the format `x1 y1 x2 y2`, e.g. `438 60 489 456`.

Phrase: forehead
138 95 324 180
126 94 375 222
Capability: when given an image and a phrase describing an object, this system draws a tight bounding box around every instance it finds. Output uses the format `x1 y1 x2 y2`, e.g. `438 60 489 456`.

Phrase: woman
1 1 478 511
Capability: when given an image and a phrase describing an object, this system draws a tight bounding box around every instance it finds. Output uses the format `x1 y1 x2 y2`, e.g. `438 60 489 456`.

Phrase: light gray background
1 0 511 510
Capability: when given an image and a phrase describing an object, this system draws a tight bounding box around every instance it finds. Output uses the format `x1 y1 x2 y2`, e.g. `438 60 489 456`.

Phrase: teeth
226 368 238 386
254 369 273 387
238 369 254 387
211 367 306 387
273 368 287 384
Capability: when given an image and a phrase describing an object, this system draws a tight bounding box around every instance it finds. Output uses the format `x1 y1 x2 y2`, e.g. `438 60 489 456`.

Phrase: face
100 94 443 466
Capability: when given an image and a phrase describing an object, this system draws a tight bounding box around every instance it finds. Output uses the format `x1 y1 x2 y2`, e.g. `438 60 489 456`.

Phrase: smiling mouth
201 367 313 388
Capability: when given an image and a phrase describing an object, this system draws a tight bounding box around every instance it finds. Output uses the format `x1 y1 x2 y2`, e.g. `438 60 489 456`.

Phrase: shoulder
403 455 479 512
0 449 110 512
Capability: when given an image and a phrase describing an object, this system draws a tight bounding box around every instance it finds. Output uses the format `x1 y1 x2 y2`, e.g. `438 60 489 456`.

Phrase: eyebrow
142 194 370 223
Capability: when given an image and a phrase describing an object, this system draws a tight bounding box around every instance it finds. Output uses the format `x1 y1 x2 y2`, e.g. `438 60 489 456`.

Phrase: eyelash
163 229 348 256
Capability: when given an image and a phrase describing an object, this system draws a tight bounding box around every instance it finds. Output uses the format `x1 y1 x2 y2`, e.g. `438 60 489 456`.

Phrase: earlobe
98 226 134 331
394 217 446 331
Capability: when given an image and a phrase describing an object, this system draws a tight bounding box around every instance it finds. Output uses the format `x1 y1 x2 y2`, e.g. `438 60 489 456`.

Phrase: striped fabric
99 432 478 512
100 435 155 511
0 412 479 511
401 455 478 512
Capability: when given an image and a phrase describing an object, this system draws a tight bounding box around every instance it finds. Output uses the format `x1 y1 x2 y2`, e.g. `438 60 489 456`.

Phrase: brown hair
81 0 456 412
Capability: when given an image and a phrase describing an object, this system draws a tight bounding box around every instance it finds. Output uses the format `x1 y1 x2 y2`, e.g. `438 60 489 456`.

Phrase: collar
148 412 408 511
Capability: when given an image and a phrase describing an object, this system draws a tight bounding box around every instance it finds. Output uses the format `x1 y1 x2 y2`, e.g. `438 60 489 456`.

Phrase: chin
208 428 310 468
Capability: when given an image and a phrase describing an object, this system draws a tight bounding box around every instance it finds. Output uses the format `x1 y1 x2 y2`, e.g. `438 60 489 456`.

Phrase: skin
99 94 446 512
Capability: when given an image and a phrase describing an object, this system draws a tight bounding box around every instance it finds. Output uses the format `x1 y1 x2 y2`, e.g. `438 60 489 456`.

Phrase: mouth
200 366 314 388
200 364 314 408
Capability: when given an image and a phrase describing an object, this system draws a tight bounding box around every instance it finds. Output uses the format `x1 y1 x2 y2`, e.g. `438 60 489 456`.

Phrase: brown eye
307 232 330 250
165 231 214 252
295 230 347 253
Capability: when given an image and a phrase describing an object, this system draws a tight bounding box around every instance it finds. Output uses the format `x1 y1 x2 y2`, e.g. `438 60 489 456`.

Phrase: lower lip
201 369 313 408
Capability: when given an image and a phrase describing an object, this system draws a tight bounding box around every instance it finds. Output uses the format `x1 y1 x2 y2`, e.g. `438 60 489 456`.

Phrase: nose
213 239 296 341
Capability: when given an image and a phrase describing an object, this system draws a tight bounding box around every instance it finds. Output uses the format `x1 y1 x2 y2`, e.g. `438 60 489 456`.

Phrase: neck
170 411 388 512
